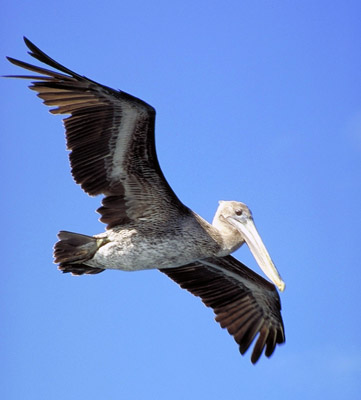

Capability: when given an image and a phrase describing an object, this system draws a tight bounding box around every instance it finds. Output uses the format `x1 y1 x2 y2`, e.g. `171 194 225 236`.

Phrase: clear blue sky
1 1 360 399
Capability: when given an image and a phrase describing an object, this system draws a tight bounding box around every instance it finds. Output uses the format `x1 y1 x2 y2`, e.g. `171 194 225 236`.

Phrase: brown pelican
7 37 286 364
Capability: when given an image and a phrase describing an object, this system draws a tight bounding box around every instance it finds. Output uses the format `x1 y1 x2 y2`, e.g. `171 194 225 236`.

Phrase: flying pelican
7 37 286 364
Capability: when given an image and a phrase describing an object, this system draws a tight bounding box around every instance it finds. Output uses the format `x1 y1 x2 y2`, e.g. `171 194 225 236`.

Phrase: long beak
229 217 285 291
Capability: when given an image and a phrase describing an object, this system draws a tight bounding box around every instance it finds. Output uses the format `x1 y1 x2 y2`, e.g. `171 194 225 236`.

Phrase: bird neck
212 214 244 255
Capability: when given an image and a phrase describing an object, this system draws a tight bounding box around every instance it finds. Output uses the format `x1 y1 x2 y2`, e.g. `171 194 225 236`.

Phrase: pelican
7 38 286 364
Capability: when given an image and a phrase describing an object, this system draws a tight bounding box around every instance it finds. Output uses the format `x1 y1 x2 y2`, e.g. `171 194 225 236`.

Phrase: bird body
82 212 223 271
55 204 241 272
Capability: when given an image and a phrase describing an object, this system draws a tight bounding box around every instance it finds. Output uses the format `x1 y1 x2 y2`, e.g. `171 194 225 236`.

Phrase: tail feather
59 263 105 275
54 231 108 275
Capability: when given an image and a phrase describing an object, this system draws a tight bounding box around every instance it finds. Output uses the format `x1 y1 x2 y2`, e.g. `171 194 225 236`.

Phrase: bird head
214 201 285 291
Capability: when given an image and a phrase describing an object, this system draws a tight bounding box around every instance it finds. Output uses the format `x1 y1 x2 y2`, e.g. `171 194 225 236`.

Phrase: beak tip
277 281 286 292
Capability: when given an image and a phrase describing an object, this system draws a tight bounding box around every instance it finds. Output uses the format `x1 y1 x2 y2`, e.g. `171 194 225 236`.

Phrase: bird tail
53 231 108 275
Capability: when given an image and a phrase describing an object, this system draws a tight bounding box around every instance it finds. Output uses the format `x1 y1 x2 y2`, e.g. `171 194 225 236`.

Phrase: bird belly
85 226 220 271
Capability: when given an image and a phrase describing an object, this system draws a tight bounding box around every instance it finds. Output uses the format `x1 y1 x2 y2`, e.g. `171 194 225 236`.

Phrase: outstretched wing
160 255 285 364
7 37 188 229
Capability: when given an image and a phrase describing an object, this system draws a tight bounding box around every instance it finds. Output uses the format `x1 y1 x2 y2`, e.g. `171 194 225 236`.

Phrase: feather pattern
7 38 187 229
161 255 285 363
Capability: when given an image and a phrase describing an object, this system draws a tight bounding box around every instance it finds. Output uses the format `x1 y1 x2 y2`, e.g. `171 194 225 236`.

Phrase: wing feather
7 37 187 228
160 255 285 363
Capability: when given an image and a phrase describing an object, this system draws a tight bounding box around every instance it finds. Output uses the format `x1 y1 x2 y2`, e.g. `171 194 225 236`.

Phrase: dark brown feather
7 37 188 229
160 255 285 364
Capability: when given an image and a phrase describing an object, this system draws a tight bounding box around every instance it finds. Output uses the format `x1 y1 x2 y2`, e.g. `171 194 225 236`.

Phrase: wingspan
160 255 285 363
7 37 187 229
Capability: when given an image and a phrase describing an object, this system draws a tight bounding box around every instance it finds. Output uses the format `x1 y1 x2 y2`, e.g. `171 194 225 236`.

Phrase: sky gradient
1 1 361 399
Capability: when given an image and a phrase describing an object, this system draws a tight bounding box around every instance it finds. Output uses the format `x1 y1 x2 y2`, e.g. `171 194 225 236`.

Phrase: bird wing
160 254 285 363
7 37 188 229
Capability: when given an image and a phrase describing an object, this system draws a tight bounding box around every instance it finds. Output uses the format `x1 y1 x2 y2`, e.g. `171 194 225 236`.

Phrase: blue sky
1 1 361 399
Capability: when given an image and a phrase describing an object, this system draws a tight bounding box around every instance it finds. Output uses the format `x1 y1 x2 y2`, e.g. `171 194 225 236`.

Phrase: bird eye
235 209 243 216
